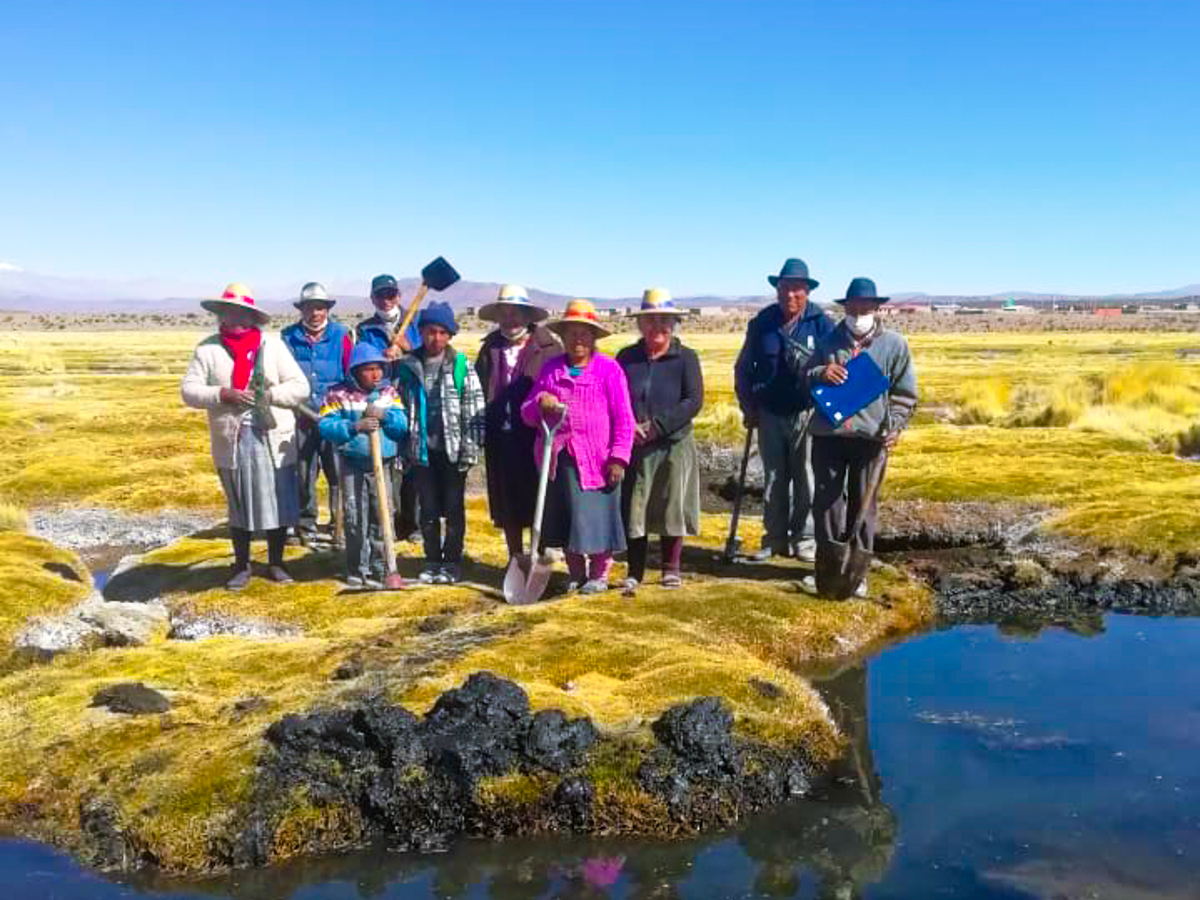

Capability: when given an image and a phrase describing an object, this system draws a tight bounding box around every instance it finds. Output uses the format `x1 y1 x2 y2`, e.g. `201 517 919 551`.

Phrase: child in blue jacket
319 343 409 587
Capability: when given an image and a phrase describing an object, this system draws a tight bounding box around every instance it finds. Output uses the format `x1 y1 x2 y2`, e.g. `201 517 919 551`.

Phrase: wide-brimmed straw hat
768 258 819 290
478 283 549 323
835 277 890 305
201 283 270 323
293 281 336 310
629 287 685 318
547 299 611 338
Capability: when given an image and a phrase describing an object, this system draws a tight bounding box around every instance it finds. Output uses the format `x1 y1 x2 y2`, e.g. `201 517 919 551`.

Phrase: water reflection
6 616 1200 899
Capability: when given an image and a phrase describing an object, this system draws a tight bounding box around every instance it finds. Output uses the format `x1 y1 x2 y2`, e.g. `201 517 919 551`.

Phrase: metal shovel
503 412 566 604
721 426 755 564
814 447 888 600
394 256 461 348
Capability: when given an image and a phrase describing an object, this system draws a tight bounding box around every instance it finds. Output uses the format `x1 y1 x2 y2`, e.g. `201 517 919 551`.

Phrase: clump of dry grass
950 360 1200 452
0 533 91 645
0 501 27 533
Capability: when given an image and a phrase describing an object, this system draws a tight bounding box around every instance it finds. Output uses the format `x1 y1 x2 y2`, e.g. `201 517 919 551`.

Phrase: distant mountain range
1 266 1197 314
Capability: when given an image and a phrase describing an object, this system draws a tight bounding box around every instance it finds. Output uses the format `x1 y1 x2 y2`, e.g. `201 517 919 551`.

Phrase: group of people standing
181 258 916 598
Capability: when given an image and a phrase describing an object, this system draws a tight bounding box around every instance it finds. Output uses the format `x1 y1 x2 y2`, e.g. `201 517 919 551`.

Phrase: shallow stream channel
3 611 1198 899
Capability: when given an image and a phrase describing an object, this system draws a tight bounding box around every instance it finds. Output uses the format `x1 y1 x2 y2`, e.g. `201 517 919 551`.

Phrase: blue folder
810 352 890 427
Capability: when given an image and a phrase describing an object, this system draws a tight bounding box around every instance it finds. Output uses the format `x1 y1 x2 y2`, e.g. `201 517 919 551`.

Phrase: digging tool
369 426 409 590
814 446 888 600
721 425 756 564
503 410 567 604
392 256 461 353
332 451 346 550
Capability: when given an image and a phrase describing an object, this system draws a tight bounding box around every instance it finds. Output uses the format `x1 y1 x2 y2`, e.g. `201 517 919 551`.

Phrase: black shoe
226 566 252 590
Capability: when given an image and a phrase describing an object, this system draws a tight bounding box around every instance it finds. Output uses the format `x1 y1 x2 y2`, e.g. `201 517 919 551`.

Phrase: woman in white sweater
181 283 310 588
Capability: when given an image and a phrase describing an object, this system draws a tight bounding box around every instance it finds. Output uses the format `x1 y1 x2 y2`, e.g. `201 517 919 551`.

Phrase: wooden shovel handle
369 428 399 577
393 283 430 349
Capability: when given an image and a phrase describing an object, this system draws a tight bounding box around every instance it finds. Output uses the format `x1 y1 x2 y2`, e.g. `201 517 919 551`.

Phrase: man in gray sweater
805 278 918 598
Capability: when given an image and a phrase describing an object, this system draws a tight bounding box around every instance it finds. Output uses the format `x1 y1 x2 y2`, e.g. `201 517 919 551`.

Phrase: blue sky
2 0 1197 298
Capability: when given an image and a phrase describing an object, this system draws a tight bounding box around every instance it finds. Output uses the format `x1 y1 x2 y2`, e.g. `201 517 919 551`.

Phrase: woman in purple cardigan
521 299 636 594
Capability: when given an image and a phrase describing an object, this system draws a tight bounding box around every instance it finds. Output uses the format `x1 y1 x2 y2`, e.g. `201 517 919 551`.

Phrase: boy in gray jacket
394 302 486 584
806 278 917 598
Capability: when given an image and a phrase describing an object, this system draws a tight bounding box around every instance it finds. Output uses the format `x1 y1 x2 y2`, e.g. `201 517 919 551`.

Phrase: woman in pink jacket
521 300 636 594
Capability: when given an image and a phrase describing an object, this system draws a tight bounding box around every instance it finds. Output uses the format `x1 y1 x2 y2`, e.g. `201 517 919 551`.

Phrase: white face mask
381 304 401 324
846 313 875 336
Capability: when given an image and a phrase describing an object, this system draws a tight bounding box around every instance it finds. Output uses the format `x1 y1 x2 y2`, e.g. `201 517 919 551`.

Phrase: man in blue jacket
281 282 353 544
355 274 423 368
734 258 836 561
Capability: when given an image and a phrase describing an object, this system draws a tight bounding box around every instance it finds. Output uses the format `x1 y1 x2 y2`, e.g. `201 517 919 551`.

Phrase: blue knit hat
418 300 458 335
348 342 387 373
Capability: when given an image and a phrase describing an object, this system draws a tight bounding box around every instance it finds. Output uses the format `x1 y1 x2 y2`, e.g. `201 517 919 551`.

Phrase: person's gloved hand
883 430 901 449
219 387 254 406
457 457 473 473
355 417 380 433
604 460 625 487
742 409 759 429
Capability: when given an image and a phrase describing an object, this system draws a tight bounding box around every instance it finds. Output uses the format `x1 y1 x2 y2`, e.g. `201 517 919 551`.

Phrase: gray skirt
542 453 626 555
623 433 701 539
218 421 300 533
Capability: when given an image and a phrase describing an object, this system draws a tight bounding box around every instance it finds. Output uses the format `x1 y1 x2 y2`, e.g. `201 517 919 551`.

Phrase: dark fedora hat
836 277 890 305
768 258 819 290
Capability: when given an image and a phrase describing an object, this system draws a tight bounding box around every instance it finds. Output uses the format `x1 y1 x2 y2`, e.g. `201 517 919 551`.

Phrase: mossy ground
0 326 1195 872
0 532 91 645
0 503 928 872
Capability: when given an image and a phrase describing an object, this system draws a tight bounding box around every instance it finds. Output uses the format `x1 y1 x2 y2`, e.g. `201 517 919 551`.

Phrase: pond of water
3 614 1197 899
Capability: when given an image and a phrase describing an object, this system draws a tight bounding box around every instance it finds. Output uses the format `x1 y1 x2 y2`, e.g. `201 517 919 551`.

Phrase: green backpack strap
453 350 467 395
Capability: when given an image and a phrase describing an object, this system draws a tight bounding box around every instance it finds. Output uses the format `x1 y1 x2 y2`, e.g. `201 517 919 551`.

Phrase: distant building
882 302 931 316
1001 298 1035 313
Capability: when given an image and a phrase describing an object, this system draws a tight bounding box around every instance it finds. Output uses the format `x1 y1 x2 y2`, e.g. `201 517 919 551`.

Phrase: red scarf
219 326 263 390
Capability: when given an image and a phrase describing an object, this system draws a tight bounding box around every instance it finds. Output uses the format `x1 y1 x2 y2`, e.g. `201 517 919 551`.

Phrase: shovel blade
421 256 460 292
502 553 553 605
502 554 531 604
814 540 857 600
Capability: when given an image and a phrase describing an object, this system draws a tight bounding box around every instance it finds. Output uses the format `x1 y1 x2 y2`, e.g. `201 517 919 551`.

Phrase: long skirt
622 433 701 540
217 422 300 533
484 425 538 528
542 453 626 555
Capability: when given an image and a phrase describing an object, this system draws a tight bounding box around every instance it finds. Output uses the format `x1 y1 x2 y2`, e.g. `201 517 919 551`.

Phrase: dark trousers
230 527 287 568
626 535 684 582
341 465 391 580
415 449 467 565
394 465 420 539
297 425 339 532
812 436 887 554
